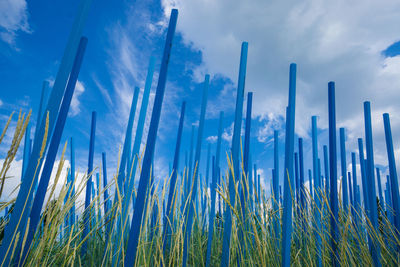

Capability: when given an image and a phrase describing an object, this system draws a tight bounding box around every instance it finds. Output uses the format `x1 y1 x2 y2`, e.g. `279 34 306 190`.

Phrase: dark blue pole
124 9 178 266
376 168 384 211
339 128 349 212
328 81 339 266
383 113 400 244
82 110 97 256
281 63 297 267
323 145 330 196
20 37 88 265
220 42 248 267
163 101 186 255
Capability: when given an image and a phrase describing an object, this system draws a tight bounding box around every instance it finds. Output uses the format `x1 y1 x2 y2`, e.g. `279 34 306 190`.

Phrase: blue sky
1 0 400 201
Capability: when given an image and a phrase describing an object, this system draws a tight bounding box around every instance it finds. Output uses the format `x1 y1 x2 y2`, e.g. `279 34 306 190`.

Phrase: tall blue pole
124 9 178 266
273 130 280 242
299 138 306 236
102 152 111 241
34 81 50 140
163 101 186 255
281 63 297 267
182 74 209 267
82 110 97 256
376 168 384 211
0 0 93 261
20 37 88 265
21 123 31 180
323 145 330 195
383 113 400 244
312 116 322 267
358 139 369 213
339 128 349 212
220 42 248 267
328 81 339 266
363 101 381 266
70 137 76 228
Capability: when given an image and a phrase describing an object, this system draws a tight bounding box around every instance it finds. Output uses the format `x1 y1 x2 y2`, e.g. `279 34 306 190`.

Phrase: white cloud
70 80 85 116
161 0 400 166
0 0 31 45
0 99 3 106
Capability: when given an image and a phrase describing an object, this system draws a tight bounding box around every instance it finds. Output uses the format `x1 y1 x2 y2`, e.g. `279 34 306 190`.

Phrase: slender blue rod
163 101 186 255
323 145 330 195
182 74 209 267
376 168 384 211
0 0 93 262
281 63 297 267
70 137 76 227
339 128 349 212
273 130 280 242
220 42 248 267
21 37 88 265
21 123 31 180
124 9 178 266
82 110 97 256
299 138 306 236
328 81 339 266
102 152 111 241
34 81 50 140
358 139 369 212
383 113 400 244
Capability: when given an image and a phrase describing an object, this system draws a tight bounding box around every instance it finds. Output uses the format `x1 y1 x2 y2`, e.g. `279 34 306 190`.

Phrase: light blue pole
182 74 209 267
298 138 306 237
21 123 31 180
312 116 322 267
358 139 369 212
124 9 178 266
34 81 50 140
340 128 349 212
220 42 248 267
102 152 111 241
273 130 280 241
70 137 75 227
323 145 330 195
281 63 297 267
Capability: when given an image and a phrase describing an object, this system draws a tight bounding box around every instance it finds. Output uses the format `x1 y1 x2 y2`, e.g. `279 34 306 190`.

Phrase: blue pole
163 101 186 255
363 101 381 266
102 152 111 241
358 139 369 212
273 130 280 241
339 128 349 212
124 9 178 266
0 0 93 260
281 63 297 267
383 113 400 244
299 138 306 236
21 37 88 265
328 81 339 266
323 145 330 196
21 123 31 180
82 110 97 256
70 137 75 227
182 74 209 267
220 42 248 267
376 168 384 211
205 111 223 267
34 81 50 140
312 116 322 267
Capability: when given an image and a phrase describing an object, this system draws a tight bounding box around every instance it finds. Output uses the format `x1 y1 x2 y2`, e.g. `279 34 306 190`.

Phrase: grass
0 110 400 266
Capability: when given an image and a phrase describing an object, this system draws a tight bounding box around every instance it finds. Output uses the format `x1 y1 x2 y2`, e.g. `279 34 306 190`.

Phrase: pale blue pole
220 42 248 267
124 9 178 266
312 116 322 267
182 74 209 267
281 63 297 267
358 139 369 212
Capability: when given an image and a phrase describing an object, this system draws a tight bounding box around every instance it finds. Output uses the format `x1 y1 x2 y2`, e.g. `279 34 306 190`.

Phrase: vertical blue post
21 123 31 180
243 92 253 208
348 172 353 208
70 137 75 227
328 81 339 266
102 152 110 241
358 139 369 212
383 113 400 243
376 168 384 211
163 101 186 255
312 116 322 267
281 63 297 267
205 111 223 267
363 101 381 266
351 152 360 224
82 110 96 256
273 130 280 241
0 0 93 260
20 37 88 265
340 128 349 212
124 9 178 266
34 81 50 140
182 74 209 267
220 42 248 267
187 125 195 199
308 169 313 199
299 138 306 236
323 145 330 196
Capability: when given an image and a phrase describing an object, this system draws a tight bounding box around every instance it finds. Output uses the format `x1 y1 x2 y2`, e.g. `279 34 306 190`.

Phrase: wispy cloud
0 0 31 46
